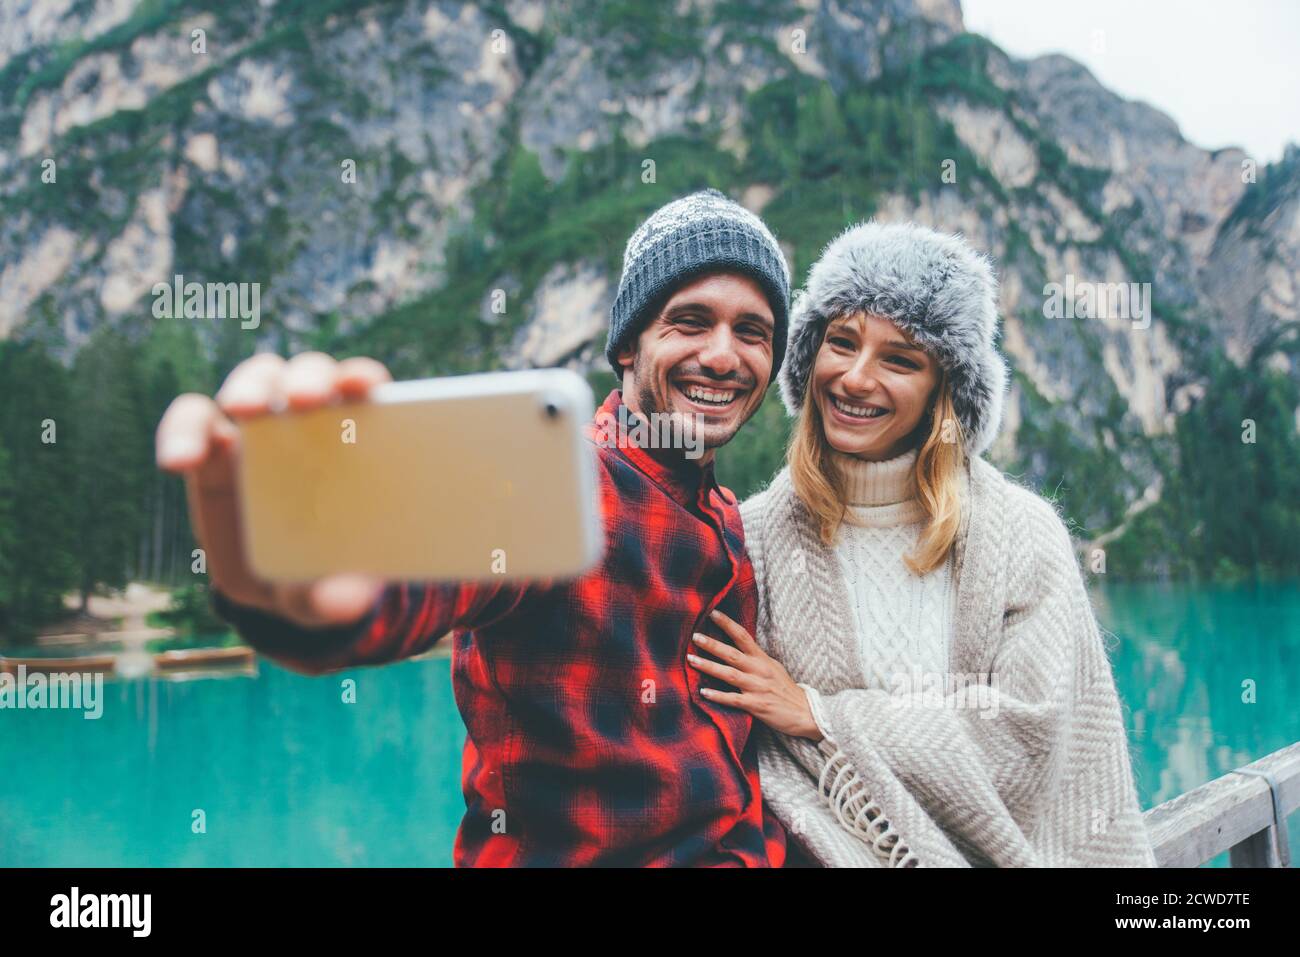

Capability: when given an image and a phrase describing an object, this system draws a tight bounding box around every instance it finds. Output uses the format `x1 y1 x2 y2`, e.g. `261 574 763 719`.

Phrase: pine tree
68 327 148 613
0 440 15 633
137 320 213 584
0 341 80 640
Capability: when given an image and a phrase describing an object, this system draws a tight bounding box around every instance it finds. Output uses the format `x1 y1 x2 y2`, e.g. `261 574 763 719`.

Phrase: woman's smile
827 392 891 423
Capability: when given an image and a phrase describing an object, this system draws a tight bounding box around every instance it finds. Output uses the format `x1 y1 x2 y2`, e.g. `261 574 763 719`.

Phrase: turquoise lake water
2 580 1297 866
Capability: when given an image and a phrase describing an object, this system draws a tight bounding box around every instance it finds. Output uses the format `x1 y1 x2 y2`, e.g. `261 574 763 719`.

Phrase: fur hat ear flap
776 221 1010 457
958 344 1007 456
777 291 824 416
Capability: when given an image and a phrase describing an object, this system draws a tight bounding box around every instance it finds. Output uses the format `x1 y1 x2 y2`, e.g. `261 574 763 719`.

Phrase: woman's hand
688 608 822 742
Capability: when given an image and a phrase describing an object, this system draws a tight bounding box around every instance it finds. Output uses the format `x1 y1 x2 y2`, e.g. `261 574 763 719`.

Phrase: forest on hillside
2 4 1299 642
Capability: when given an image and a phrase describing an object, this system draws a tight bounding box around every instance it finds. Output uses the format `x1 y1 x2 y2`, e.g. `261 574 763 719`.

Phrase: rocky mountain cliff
2 0 1298 580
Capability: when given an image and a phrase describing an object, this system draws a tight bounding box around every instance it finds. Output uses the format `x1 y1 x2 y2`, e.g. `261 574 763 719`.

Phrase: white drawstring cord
817 747 919 867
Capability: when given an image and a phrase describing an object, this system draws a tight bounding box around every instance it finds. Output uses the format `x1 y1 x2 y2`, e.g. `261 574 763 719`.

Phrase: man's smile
672 377 749 414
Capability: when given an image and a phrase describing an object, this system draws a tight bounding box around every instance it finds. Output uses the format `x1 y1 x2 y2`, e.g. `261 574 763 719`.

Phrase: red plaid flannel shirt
212 388 787 867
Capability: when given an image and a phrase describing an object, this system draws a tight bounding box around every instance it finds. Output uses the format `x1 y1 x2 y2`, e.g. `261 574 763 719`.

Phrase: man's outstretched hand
155 351 391 629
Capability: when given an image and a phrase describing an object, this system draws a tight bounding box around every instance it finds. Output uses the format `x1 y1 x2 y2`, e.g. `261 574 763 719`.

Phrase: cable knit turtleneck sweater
823 447 956 706
739 452 1158 868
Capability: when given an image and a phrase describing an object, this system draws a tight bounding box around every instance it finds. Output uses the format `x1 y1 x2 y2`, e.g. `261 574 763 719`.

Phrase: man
155 188 792 866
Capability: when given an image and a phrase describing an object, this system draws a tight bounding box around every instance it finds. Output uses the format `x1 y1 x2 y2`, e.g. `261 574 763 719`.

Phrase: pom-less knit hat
779 221 1009 456
605 188 791 383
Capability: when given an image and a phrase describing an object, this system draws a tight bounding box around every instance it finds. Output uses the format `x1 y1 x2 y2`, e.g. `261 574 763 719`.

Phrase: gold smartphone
236 368 604 583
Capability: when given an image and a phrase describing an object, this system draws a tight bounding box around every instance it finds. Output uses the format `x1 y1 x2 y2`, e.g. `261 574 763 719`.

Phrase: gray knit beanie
605 188 791 383
778 221 1009 456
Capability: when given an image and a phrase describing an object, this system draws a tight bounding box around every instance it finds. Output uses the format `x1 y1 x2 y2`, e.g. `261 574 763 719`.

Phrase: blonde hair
787 324 966 576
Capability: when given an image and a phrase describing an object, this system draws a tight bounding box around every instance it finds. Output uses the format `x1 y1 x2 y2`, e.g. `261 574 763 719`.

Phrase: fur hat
778 221 1008 456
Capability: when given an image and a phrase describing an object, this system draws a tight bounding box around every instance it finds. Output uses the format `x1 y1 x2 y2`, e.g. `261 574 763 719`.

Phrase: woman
688 221 1156 867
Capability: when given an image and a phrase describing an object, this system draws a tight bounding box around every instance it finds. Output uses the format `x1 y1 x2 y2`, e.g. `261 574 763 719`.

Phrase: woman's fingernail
700 688 714 696
687 654 700 664
692 633 706 645
709 609 722 619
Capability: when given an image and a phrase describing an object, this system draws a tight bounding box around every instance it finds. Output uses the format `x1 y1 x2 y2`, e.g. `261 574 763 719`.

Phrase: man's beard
631 352 745 453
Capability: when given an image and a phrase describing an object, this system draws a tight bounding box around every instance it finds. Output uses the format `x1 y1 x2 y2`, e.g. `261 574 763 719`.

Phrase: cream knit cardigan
739 454 1157 868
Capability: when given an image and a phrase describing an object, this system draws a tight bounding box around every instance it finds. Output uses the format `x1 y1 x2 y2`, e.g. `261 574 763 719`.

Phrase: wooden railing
1144 741 1299 867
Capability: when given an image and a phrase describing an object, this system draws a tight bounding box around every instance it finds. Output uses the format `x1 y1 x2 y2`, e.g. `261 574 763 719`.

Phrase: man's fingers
310 574 385 625
282 351 341 411
159 350 395 630
216 352 288 417
335 356 393 398
156 393 235 473
274 574 384 629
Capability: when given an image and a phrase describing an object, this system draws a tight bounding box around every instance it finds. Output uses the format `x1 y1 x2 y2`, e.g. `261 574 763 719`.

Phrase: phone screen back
236 370 604 583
